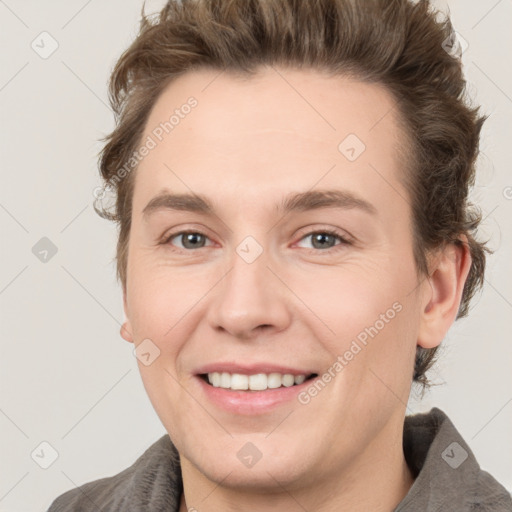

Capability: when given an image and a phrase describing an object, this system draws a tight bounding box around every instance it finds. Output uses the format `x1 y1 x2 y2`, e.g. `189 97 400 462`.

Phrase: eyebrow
142 189 377 219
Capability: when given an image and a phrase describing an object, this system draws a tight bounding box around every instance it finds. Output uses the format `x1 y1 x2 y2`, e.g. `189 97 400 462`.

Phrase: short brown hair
94 0 490 392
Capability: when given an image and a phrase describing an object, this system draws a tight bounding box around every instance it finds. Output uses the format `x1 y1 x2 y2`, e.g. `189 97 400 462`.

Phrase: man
48 0 512 510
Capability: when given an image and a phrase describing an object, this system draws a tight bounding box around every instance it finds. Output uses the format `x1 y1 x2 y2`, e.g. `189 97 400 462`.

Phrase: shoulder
47 434 182 512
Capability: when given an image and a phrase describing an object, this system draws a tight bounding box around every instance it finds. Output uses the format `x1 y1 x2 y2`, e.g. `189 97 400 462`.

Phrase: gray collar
48 407 512 511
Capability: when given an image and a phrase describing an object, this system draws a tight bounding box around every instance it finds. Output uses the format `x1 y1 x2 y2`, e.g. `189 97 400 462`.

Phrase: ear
417 236 472 349
120 288 134 343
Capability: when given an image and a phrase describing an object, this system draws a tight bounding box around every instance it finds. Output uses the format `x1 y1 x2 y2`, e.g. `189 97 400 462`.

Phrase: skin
120 66 471 512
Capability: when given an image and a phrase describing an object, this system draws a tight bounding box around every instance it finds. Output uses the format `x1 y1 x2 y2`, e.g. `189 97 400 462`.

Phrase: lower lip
195 375 314 415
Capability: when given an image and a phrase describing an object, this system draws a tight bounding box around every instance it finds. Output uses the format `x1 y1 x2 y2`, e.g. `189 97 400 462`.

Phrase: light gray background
0 1 511 511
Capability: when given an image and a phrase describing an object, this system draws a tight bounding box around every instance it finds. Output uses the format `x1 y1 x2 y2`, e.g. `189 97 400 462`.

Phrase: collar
395 407 511 511
48 407 511 511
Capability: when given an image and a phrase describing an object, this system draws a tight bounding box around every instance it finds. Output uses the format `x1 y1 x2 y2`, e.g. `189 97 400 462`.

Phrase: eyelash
161 228 352 253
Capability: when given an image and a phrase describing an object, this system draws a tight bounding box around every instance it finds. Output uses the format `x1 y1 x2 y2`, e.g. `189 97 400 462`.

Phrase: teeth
267 373 282 389
206 372 309 390
249 373 267 390
293 374 306 385
282 374 295 387
230 373 248 390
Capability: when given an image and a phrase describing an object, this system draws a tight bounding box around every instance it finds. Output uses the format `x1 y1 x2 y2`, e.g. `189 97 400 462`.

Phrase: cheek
126 254 202 337
316 259 419 370
314 267 401 329
126 281 169 340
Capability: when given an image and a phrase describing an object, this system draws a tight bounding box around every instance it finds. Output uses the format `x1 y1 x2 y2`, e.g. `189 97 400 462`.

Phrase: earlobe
417 237 472 349
120 322 134 343
120 290 134 343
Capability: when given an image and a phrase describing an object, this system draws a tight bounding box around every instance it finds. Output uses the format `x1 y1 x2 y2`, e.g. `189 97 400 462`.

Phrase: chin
201 458 309 492
182 435 316 491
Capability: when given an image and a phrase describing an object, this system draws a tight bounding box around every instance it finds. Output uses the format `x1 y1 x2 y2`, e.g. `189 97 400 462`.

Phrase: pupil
313 233 333 249
183 233 204 249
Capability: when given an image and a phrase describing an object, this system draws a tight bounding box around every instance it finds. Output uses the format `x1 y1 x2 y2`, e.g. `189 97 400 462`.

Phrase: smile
202 372 318 391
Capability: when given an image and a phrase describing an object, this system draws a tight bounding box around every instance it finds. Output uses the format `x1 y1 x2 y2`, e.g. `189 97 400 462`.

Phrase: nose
206 241 291 340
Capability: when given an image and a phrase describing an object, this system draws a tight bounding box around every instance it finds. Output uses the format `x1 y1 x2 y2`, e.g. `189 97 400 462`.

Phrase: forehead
132 66 409 220
143 65 402 149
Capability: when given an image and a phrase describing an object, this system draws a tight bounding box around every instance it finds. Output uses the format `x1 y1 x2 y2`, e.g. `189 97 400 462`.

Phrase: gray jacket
47 407 512 511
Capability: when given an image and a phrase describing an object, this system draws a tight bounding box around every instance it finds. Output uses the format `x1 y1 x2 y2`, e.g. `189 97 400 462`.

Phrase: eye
296 229 352 251
163 231 213 250
161 228 352 252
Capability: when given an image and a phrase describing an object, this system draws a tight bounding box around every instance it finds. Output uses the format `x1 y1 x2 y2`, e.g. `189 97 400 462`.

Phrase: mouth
198 372 319 392
194 368 321 414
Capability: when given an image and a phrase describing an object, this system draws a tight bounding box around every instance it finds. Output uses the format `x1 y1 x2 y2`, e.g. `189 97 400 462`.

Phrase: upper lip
194 362 317 376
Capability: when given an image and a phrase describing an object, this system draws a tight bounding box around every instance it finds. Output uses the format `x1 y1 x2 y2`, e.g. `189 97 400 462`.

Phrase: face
121 66 429 493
